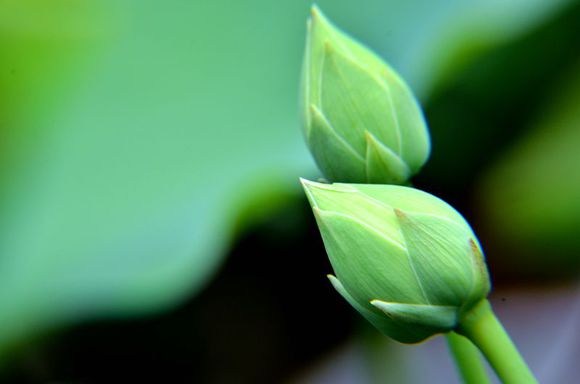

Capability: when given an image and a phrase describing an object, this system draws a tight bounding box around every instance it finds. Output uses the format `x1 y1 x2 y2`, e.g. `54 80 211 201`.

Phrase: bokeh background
1 0 579 382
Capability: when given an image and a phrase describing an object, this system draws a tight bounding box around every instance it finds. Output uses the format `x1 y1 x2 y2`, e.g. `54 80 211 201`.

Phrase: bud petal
301 6 430 184
328 274 387 327
319 44 400 155
370 301 458 331
302 179 491 343
314 207 424 305
328 275 426 343
365 131 410 184
395 209 475 306
308 105 366 181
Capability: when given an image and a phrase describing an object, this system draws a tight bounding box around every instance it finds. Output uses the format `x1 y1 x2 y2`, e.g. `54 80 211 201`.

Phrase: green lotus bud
300 6 430 185
301 179 490 343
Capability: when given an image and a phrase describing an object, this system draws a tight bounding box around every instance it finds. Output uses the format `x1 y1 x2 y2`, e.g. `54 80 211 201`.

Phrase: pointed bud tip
310 4 320 19
370 300 395 317
299 177 335 192
364 130 373 141
300 177 318 206
326 274 343 293
370 299 387 309
323 40 334 54
299 177 321 191
309 4 334 32
301 179 358 194
394 208 406 219
308 103 319 115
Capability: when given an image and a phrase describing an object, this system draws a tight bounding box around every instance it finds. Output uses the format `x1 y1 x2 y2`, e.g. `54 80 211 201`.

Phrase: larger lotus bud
301 179 490 343
300 6 430 185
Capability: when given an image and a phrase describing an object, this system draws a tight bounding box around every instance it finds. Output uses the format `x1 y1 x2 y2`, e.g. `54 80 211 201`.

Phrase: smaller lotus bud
300 6 430 185
301 179 490 343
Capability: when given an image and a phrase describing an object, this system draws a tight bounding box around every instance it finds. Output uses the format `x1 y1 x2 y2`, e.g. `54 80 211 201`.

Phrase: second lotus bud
301 6 430 185
301 179 491 343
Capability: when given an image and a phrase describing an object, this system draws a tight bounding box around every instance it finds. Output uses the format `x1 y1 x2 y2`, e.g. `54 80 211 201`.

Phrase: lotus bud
301 179 490 343
300 6 430 185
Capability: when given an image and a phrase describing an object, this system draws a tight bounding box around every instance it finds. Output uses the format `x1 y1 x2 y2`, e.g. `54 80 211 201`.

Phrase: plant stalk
458 300 537 384
446 331 491 384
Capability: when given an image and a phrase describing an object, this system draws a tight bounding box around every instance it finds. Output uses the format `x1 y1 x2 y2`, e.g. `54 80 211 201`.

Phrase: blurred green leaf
0 0 313 351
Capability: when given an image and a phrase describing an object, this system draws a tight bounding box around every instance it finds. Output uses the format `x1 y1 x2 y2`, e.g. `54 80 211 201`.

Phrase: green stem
458 300 537 384
446 332 491 384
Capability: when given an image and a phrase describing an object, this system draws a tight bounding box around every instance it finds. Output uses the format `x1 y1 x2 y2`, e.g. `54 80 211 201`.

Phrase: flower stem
446 332 491 384
458 300 537 384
